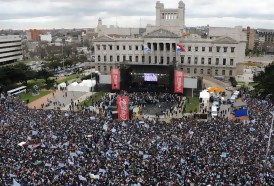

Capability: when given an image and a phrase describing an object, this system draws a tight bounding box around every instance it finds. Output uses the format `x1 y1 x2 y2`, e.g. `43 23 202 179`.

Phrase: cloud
0 0 273 29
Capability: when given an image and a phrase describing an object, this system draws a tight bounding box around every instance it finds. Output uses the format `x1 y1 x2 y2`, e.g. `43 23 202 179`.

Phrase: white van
213 101 219 107
230 95 236 103
211 106 218 118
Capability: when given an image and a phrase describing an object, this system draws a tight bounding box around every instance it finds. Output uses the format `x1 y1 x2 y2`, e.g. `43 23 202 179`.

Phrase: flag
143 44 151 53
12 179 21 186
234 109 248 117
176 44 186 55
176 44 186 52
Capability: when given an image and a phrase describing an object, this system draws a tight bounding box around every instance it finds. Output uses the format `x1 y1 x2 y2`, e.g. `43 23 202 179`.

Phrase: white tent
67 80 96 92
57 82 67 90
199 90 210 103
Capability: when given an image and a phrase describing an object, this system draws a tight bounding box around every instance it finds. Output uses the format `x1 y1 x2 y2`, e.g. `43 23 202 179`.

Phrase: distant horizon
1 0 274 30
2 24 274 32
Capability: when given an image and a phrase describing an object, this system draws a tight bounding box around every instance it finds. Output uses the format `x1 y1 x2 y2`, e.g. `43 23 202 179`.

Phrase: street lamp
265 111 274 165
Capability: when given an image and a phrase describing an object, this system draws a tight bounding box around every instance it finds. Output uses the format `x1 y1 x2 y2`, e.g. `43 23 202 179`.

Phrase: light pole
265 111 274 166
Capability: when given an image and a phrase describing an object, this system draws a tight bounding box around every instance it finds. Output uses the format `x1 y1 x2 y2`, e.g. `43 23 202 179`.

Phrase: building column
157 43 160 64
151 42 155 64
163 43 167 64
170 43 173 63
144 42 149 64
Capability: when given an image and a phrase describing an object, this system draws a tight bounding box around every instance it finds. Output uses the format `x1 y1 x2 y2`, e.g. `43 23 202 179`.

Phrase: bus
7 86 27 96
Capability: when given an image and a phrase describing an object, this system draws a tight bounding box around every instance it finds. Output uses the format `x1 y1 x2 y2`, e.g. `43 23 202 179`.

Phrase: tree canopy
253 62 274 98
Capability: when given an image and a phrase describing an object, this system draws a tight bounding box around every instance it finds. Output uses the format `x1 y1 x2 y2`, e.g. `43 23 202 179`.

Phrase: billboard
116 96 129 121
111 68 120 90
174 70 184 93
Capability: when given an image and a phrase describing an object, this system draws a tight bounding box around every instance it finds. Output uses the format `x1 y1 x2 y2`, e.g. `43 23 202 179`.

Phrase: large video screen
144 73 158 82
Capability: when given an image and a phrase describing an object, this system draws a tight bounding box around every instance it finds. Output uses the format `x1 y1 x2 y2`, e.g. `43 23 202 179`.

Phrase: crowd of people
0 91 274 185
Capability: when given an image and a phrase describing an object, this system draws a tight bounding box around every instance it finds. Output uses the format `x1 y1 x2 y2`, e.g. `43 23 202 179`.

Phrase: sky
1 0 274 30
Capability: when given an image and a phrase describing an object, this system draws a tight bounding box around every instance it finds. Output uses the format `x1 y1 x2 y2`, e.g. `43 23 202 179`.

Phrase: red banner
174 70 184 93
111 68 120 90
117 96 129 121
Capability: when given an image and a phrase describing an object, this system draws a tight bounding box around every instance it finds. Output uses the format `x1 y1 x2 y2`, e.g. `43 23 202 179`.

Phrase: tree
253 62 274 98
44 79 56 90
37 69 53 81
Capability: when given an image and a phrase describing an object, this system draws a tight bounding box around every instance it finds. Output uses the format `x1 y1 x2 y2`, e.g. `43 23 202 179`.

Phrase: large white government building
0 35 23 66
94 1 246 80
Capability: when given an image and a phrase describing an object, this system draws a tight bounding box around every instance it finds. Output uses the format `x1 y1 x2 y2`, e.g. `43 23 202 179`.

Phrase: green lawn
20 91 51 103
249 82 259 87
238 82 245 85
27 79 45 89
80 92 107 107
184 97 199 113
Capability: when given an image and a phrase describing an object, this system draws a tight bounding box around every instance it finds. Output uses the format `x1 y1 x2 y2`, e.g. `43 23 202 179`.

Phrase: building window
202 47 205 52
104 66 107 71
187 68 190 73
123 55 126 61
109 45 113 50
103 45 106 50
160 57 164 64
98 55 101 62
97 45 100 50
129 45 132 50
135 56 138 62
201 57 204 65
110 66 113 70
123 45 126 50
188 57 191 64
230 59 234 66
229 70 233 76
142 56 145 62
194 68 197 74
231 47 235 53
216 58 219 65
181 56 184 63
149 56 151 64
110 55 113 62
216 46 220 52
188 46 191 51
155 56 157 64
129 55 132 62
117 56 120 62
207 69 211 75
117 45 119 50
222 70 226 75
215 69 218 75
224 47 227 53
200 69 204 74
194 57 198 64
195 47 198 52
167 57 170 64
209 47 212 52
223 58 226 65
208 58 211 65
135 45 138 50
98 66 101 71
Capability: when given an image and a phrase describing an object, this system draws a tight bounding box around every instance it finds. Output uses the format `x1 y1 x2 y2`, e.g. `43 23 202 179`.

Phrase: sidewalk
27 90 62 109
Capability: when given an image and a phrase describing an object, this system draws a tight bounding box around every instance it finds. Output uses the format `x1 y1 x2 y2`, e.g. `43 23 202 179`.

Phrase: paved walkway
27 90 61 109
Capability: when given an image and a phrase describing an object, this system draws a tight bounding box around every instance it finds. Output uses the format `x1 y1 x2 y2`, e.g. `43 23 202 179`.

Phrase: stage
120 63 175 93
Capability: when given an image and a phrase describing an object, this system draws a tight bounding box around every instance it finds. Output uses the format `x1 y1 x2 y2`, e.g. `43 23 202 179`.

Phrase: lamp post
265 111 274 166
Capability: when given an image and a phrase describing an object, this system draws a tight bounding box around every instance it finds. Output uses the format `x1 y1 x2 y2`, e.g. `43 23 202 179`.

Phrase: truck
211 106 218 118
